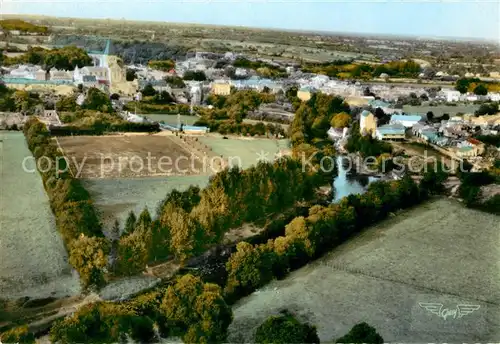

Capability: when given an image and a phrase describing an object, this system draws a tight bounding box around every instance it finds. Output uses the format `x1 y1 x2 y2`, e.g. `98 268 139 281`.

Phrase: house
375 124 406 141
49 68 73 81
390 114 423 128
442 89 461 102
297 86 313 102
458 138 485 156
455 145 477 158
8 65 38 79
359 110 377 137
327 127 348 141
32 68 47 81
211 80 231 96
80 67 109 82
82 75 98 87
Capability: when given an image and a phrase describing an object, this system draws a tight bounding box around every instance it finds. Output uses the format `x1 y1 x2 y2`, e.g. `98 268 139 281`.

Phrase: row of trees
0 19 48 34
113 158 323 276
0 85 44 115
204 90 276 123
455 78 489 95
232 57 287 79
194 118 286 138
224 172 446 302
147 59 175 71
23 118 109 288
458 160 500 214
3 46 92 71
301 60 421 79
48 274 232 344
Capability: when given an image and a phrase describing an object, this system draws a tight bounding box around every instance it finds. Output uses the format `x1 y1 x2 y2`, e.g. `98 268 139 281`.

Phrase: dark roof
83 75 97 82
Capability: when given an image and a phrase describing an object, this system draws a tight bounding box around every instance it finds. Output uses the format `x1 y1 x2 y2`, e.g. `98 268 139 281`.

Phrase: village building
375 124 406 141
390 114 424 128
211 80 231 96
359 110 377 137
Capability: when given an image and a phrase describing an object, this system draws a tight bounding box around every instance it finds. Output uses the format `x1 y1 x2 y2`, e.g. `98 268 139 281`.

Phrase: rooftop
377 124 406 134
391 114 423 123
361 110 373 118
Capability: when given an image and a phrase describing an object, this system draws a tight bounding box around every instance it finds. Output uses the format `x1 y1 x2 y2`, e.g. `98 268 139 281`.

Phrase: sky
2 0 499 42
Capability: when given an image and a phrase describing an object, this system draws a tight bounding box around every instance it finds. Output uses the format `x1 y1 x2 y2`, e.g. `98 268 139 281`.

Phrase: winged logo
419 303 480 321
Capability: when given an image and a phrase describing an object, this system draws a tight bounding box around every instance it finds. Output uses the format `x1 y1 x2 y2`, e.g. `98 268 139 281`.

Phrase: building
390 114 423 128
35 69 47 81
442 90 461 102
297 86 313 102
327 127 348 141
49 68 73 81
8 65 39 79
375 124 406 141
211 80 231 96
458 138 485 156
82 75 98 88
359 110 377 137
77 67 109 82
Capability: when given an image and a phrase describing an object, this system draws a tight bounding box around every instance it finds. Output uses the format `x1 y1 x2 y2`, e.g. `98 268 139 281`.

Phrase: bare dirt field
228 198 500 343
0 131 80 299
57 134 209 179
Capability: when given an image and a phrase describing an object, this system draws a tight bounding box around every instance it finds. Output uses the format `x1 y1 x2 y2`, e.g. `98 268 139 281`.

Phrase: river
332 156 378 202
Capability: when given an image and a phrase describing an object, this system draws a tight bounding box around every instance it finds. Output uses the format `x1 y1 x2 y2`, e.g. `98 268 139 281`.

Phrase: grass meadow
199 136 290 170
0 132 80 299
83 175 210 233
228 198 500 343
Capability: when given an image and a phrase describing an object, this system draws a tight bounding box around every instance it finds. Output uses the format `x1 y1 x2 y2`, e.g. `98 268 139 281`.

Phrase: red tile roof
467 138 483 145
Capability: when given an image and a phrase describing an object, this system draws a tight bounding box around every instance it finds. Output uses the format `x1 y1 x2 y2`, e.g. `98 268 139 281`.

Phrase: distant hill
0 19 49 34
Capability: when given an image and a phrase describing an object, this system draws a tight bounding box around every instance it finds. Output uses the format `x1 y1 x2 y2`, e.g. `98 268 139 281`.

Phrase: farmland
228 198 500 343
198 135 290 170
83 175 210 232
0 131 80 299
57 133 207 179
403 104 481 117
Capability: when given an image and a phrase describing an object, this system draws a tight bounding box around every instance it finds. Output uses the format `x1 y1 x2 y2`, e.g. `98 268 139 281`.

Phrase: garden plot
57 134 205 179
229 199 500 343
199 135 290 170
0 131 80 299
83 175 210 232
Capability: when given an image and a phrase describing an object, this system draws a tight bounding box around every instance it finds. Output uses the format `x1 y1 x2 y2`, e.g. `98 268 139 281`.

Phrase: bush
255 311 320 344
0 326 35 344
335 322 384 344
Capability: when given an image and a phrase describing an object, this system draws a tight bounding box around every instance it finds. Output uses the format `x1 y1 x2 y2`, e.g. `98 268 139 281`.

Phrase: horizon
2 0 499 44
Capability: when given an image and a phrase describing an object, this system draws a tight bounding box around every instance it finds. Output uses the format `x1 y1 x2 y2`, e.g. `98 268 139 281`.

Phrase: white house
49 68 73 81
8 65 39 79
442 90 461 102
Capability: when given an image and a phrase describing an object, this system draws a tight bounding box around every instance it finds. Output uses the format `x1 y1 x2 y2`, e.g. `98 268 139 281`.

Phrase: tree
142 83 157 97
255 311 319 344
0 326 35 344
330 112 351 128
69 235 109 288
110 93 120 100
183 70 207 81
82 87 113 113
124 210 137 236
126 68 137 81
473 84 488 96
335 322 383 344
115 230 150 276
441 113 450 121
426 111 434 122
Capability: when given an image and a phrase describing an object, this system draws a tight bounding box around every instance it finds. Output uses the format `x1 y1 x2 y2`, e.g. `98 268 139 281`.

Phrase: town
0 14 499 344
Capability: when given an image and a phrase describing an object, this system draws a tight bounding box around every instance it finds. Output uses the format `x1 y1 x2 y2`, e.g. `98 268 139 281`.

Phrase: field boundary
53 136 75 178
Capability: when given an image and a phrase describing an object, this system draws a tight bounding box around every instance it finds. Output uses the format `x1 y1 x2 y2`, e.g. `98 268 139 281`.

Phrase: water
332 156 378 202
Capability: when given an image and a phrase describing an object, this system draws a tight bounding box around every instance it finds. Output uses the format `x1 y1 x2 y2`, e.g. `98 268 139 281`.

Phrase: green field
141 114 199 126
83 175 210 233
199 135 290 170
229 198 500 343
0 132 80 299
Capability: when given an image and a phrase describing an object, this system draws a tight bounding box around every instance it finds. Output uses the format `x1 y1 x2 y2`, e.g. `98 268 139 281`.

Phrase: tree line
23 118 109 288
0 19 48 34
223 170 447 302
301 60 421 79
2 46 92 71
458 160 500 214
113 158 324 277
